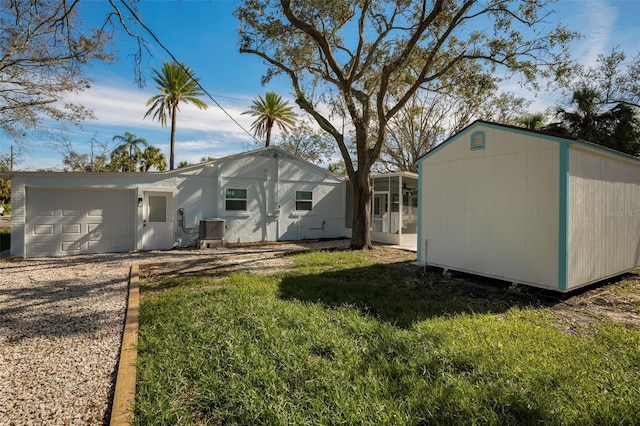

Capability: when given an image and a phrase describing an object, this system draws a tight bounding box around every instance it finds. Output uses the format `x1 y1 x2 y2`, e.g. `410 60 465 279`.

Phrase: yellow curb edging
0 256 23 262
110 264 140 426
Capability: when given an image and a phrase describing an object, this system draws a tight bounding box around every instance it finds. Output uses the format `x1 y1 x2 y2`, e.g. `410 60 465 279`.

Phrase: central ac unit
199 218 225 240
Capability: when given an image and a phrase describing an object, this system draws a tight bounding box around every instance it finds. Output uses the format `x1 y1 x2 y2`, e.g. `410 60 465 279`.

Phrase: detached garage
25 188 134 257
417 120 640 292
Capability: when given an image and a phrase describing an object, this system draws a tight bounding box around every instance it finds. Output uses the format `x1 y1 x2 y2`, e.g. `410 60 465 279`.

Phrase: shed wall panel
421 127 559 288
568 147 640 289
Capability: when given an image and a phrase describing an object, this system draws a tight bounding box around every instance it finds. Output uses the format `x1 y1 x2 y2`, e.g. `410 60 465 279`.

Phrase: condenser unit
198 218 225 248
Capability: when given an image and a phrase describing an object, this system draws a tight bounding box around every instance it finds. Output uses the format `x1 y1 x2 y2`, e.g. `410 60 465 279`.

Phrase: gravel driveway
0 249 259 425
0 242 348 425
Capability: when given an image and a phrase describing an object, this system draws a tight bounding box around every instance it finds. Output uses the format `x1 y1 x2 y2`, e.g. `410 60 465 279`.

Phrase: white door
372 193 389 232
25 188 134 257
142 192 174 250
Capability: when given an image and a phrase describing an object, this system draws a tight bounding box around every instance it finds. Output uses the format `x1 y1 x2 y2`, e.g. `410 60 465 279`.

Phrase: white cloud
562 0 616 66
65 81 258 141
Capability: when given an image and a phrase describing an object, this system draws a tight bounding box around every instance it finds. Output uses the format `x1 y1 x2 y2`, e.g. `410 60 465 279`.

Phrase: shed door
25 187 134 257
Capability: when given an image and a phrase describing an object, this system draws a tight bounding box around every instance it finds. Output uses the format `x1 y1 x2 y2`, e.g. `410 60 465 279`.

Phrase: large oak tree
0 0 111 141
236 0 575 249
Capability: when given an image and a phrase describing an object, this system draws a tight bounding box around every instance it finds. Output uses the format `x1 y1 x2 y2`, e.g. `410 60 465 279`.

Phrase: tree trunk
350 172 373 250
265 123 272 147
169 103 177 170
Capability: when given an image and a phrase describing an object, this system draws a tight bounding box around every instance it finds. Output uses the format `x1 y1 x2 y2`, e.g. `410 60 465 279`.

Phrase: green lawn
136 249 640 425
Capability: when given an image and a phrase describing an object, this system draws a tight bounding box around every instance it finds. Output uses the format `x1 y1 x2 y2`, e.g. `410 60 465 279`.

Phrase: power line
116 0 259 145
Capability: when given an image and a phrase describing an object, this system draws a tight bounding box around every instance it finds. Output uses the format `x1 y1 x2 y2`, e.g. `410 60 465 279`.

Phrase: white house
417 120 640 292
3 147 347 258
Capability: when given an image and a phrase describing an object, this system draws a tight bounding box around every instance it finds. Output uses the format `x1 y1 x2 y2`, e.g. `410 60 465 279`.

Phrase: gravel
0 241 349 425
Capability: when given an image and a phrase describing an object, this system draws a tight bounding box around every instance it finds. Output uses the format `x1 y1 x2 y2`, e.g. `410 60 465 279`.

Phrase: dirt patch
139 240 352 286
432 269 640 334
545 274 640 335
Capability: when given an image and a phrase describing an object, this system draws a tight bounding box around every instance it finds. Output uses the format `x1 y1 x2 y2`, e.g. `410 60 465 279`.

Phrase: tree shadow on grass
278 261 558 328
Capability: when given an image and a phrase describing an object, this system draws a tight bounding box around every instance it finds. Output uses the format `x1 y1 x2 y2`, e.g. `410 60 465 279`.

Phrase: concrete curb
110 265 140 426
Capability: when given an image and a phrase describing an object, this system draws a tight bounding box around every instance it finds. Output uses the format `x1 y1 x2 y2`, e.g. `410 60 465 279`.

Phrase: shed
3 146 347 258
417 120 640 292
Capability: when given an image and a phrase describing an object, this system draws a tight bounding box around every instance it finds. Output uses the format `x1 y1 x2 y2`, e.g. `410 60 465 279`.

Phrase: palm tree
111 132 149 172
551 86 640 155
109 147 132 172
243 92 297 147
518 113 546 130
553 86 604 142
139 146 167 172
145 61 208 170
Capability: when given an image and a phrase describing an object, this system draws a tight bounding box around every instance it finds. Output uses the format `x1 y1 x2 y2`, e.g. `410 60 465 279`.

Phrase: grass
0 228 9 251
136 249 640 425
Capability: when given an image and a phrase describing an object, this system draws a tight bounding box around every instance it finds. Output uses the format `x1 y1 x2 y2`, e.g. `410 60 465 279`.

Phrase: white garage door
25 187 135 257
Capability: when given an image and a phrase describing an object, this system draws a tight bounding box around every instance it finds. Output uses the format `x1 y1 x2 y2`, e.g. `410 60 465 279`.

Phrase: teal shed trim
417 161 423 261
558 141 570 291
416 120 640 167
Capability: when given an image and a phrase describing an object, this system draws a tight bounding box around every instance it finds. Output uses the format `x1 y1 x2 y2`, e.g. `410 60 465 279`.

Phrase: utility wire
117 0 259 144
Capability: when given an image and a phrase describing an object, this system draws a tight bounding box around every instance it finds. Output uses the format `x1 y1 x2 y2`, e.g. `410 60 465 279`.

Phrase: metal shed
417 120 640 292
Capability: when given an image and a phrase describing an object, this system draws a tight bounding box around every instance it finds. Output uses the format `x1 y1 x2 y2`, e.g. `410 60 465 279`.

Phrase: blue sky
4 0 640 170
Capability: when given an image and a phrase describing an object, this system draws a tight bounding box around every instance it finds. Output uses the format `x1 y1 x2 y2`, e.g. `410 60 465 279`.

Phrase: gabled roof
0 145 346 181
172 146 302 173
416 120 640 165
204 146 346 182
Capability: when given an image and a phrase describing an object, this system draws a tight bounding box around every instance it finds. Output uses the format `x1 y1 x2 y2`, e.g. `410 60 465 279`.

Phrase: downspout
399 175 403 242
275 155 281 241
264 168 270 241
417 162 423 263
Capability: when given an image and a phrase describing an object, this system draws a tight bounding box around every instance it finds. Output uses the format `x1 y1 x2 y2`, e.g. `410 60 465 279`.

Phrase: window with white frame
295 190 313 211
225 188 247 211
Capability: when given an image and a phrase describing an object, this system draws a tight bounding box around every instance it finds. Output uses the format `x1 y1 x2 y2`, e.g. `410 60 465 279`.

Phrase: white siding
568 147 640 289
420 125 560 289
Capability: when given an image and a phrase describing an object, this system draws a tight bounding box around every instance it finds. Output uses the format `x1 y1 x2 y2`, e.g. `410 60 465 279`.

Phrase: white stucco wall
9 177 25 257
7 148 346 256
8 167 218 255
215 152 346 244
419 124 560 289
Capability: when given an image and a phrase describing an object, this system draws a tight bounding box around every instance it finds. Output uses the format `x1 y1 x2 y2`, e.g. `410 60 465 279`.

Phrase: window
470 131 485 150
295 190 313 211
148 196 167 222
225 188 247 211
